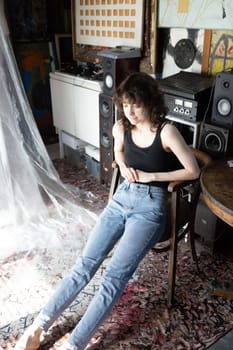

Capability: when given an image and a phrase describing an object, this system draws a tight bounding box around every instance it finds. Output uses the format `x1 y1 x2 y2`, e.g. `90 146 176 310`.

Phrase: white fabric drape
0 2 96 260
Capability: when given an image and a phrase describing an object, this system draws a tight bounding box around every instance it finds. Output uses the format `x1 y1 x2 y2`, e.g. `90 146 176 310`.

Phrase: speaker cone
105 73 114 90
199 123 231 158
217 98 231 116
101 132 111 148
101 100 110 115
210 72 233 129
203 131 225 153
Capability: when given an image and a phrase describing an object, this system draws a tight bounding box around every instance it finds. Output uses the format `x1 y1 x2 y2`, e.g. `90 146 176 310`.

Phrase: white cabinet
50 74 75 136
50 72 102 149
73 83 101 148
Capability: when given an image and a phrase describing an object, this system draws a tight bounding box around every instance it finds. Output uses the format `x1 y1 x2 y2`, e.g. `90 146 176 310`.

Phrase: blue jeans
34 181 167 350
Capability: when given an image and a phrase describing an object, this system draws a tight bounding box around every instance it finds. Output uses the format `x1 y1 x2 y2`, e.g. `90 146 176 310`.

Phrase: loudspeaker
194 194 228 255
99 93 116 186
211 71 233 129
195 194 218 254
199 123 233 158
102 57 140 96
195 194 233 255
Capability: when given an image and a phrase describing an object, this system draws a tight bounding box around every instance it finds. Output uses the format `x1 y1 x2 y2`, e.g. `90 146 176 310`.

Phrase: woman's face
122 98 148 126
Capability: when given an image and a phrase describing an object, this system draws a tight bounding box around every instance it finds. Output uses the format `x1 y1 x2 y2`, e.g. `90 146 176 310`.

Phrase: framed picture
71 0 158 73
73 0 144 48
208 30 233 75
158 0 233 30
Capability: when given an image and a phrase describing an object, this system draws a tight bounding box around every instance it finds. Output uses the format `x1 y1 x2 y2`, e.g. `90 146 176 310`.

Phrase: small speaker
99 93 116 186
194 194 229 255
195 194 218 254
102 57 140 96
199 123 233 158
211 71 233 129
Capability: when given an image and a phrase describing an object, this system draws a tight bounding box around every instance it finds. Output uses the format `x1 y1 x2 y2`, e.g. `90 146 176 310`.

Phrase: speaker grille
99 93 115 186
211 72 233 129
199 123 232 158
102 57 140 96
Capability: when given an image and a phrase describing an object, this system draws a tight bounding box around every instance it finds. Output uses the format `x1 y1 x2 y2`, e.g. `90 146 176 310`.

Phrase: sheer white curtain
0 1 96 260
0 2 101 328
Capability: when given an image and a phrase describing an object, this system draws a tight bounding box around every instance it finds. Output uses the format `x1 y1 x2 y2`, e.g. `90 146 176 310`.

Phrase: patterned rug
1 159 233 350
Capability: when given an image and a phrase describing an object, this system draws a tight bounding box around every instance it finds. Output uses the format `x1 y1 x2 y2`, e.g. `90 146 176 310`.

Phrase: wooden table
200 158 233 227
200 157 233 298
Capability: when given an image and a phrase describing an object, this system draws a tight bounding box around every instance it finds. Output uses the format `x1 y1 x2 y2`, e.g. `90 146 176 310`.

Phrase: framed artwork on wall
158 0 233 30
73 0 144 48
208 30 233 75
71 0 158 74
156 27 205 78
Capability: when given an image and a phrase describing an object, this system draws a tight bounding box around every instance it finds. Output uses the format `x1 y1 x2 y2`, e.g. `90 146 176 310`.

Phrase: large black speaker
194 194 218 254
99 93 116 186
199 123 233 158
97 48 141 96
194 194 231 255
211 71 233 129
102 56 140 96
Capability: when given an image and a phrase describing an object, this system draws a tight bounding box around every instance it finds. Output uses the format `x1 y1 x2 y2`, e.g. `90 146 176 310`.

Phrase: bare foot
49 334 101 350
14 325 44 350
50 333 73 350
84 336 102 350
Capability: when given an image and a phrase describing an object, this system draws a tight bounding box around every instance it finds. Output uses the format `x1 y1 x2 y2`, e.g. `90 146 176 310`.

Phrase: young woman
15 72 200 350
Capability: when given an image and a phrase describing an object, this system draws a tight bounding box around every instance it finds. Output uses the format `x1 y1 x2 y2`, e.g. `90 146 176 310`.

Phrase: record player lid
159 71 214 100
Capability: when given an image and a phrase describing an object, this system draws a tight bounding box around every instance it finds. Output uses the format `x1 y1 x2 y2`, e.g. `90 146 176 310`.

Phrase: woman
15 72 200 350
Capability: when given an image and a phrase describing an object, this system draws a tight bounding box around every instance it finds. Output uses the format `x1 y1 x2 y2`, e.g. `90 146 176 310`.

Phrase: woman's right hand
120 165 138 183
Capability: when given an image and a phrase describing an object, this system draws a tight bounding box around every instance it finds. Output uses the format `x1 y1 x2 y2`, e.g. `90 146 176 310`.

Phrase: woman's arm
112 120 138 183
136 123 200 183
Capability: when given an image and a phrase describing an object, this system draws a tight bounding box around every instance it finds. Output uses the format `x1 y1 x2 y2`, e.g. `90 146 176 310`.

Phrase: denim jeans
34 181 167 350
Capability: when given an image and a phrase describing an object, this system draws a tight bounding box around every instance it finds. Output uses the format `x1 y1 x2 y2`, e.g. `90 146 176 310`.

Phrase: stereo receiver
159 71 214 122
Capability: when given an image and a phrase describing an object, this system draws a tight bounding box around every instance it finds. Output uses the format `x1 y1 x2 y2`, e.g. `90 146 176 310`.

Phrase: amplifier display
164 94 200 121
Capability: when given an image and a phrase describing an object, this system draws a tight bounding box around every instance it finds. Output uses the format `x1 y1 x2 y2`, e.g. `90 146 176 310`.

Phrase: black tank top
124 123 182 187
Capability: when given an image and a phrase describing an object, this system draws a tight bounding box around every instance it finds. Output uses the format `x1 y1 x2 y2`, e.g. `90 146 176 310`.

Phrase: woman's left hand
135 170 155 183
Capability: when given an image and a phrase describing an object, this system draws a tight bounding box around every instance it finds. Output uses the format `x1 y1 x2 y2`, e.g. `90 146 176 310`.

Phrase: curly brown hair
113 72 168 130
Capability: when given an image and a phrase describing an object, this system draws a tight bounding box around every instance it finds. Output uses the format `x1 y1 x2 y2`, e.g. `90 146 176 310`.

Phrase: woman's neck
131 124 157 148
